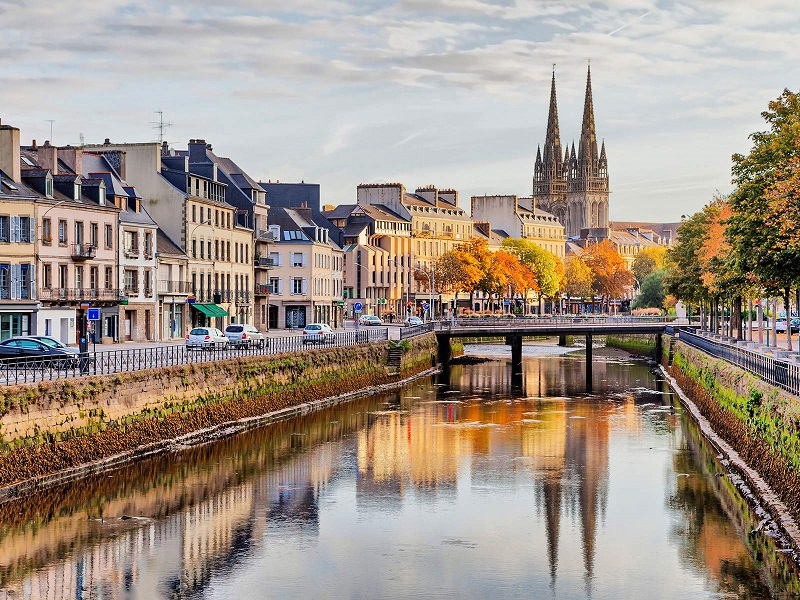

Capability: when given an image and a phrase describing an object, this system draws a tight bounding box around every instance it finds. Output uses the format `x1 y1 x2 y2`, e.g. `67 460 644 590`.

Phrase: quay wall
605 333 658 357
0 334 438 490
667 340 800 519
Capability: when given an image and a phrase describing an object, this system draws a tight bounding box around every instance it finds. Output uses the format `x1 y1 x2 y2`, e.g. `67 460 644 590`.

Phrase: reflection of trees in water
668 431 776 598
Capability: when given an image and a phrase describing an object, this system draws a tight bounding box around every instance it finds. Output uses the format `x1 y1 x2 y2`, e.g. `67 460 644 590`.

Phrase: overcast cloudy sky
2 0 798 221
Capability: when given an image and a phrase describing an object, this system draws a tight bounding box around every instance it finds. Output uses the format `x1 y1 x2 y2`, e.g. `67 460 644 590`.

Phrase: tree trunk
733 296 742 340
786 288 793 351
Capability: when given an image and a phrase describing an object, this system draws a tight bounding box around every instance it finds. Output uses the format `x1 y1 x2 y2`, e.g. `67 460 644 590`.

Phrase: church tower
566 65 609 237
532 69 568 224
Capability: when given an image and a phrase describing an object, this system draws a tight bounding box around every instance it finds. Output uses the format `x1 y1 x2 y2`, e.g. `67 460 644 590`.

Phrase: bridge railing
399 322 434 339
437 315 677 329
678 329 800 397
0 328 389 386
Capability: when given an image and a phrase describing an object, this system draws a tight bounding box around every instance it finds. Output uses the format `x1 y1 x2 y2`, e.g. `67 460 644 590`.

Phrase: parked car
776 318 800 333
303 323 335 344
404 316 423 326
0 337 79 369
358 315 383 326
186 327 229 350
224 324 266 348
28 336 79 354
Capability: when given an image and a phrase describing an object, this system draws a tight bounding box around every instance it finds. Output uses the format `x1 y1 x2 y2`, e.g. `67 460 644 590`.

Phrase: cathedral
533 66 609 239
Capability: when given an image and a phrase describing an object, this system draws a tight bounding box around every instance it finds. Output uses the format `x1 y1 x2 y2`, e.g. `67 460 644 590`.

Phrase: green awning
190 303 229 318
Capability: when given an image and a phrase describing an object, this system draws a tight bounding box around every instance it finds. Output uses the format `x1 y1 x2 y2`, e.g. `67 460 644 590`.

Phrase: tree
581 239 635 310
632 269 666 310
564 255 593 299
500 238 562 297
632 246 667 285
435 249 483 310
456 238 493 309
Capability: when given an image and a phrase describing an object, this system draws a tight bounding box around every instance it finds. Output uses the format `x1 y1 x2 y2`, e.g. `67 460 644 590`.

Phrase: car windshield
190 328 208 335
226 326 243 333
37 337 65 348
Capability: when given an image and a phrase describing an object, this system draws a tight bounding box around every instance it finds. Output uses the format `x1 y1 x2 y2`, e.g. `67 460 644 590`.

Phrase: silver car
186 327 229 350
224 324 266 348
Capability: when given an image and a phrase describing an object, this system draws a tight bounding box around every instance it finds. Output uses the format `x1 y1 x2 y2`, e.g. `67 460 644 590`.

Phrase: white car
186 327 229 350
225 324 266 348
303 323 335 344
404 316 423 326
358 315 383 326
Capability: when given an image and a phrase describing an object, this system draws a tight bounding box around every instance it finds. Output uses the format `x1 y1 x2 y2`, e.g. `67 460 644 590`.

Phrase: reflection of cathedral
533 66 609 239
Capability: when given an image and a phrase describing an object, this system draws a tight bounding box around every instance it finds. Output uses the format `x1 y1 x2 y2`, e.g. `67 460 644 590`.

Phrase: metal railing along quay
399 322 434 339
0 328 389 385
678 329 800 397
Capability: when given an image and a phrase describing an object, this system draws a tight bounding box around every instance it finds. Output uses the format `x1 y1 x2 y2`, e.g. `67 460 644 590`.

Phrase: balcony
159 280 190 294
235 290 252 305
254 256 274 269
38 287 122 302
256 229 275 242
144 248 154 260
213 289 233 303
123 285 140 296
124 245 139 259
255 284 272 296
144 287 154 298
72 243 97 260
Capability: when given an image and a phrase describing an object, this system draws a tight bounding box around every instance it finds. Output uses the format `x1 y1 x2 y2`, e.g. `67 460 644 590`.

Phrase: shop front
190 302 229 329
0 304 37 341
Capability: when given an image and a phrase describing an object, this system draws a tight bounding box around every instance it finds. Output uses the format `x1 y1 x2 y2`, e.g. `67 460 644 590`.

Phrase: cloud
322 123 359 156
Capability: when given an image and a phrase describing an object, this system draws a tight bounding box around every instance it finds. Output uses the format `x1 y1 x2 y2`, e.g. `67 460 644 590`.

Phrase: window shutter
9 264 19 300
9 216 18 243
29 218 35 244
278 278 283 295
301 278 307 295
302 253 307 267
29 264 35 300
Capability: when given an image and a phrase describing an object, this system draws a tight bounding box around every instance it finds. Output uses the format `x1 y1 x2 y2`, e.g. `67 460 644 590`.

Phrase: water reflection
0 352 795 598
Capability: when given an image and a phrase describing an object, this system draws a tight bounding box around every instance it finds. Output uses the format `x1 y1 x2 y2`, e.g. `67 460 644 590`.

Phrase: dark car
0 337 79 369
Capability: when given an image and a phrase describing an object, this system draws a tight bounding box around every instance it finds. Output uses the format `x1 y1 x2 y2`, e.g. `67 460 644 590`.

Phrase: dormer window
45 174 53 198
98 184 106 205
73 183 81 201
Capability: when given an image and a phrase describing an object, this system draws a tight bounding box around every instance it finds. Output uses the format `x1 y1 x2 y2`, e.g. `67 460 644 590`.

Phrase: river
0 343 797 599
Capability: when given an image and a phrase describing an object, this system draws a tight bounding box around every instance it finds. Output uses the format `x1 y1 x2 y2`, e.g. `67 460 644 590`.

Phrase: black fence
0 328 389 385
679 329 800 397
399 322 435 339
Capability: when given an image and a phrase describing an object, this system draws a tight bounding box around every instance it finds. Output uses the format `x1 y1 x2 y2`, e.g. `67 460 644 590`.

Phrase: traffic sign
354 301 363 312
423 302 430 311
87 308 100 321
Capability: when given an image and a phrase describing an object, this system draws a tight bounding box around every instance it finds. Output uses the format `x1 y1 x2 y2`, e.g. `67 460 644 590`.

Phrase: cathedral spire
542 68 562 174
578 64 599 174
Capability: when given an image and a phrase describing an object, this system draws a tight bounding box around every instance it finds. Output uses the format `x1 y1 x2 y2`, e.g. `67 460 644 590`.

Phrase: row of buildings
0 68 677 344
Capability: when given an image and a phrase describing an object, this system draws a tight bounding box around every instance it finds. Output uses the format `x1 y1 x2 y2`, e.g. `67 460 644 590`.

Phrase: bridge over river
403 316 692 389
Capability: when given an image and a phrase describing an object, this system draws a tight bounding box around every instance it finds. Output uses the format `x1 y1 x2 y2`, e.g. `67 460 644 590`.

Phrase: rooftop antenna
45 119 55 142
152 110 173 144
79 132 85 146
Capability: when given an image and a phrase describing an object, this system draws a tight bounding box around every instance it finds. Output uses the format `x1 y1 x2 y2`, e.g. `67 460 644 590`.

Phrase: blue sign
423 302 430 311
354 302 363 312
87 308 100 321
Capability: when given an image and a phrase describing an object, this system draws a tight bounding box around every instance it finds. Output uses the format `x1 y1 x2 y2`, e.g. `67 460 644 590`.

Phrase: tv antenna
45 119 55 142
152 111 173 143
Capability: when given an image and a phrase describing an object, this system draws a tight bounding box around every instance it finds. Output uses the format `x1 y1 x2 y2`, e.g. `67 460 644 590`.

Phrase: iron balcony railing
254 257 275 268
256 229 275 242
0 328 389 385
679 329 800 397
235 290 252 304
159 281 190 294
38 288 122 302
71 243 97 260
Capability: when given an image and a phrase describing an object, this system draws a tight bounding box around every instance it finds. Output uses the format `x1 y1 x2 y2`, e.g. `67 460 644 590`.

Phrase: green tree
564 255 593 299
632 246 667 285
500 238 561 297
632 269 666 310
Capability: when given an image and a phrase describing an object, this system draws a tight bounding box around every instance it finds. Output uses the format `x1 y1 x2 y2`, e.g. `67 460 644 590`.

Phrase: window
292 278 303 295
59 265 68 288
124 231 139 255
105 224 113 249
18 217 31 243
90 266 98 290
291 252 305 267
45 177 53 198
199 206 204 223
42 218 52 244
192 204 196 222
124 269 138 292
105 266 113 290
75 266 84 289
199 239 205 259
144 232 152 256
207 240 211 259
192 239 197 258
0 264 7 299
43 264 52 288
74 183 81 201
215 210 219 227
59 220 68 245
235 243 239 263
0 216 7 242
74 221 84 246
91 223 98 248
215 240 219 260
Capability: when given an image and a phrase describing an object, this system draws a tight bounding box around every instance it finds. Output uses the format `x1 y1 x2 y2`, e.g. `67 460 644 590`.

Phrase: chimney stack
37 140 58 174
0 118 22 183
58 146 83 176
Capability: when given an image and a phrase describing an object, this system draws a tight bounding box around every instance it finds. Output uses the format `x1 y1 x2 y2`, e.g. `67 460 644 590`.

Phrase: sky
2 0 799 222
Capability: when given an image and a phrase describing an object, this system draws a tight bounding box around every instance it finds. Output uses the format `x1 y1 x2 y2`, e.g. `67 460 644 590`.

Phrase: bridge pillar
655 333 663 365
510 335 523 377
558 335 568 347
586 333 593 391
436 334 452 365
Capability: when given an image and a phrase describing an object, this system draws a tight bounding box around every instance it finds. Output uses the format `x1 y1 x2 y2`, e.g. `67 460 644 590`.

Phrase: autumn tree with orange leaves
581 239 635 311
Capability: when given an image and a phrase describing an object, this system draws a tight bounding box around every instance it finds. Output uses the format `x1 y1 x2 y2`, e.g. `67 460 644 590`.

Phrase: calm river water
0 344 798 599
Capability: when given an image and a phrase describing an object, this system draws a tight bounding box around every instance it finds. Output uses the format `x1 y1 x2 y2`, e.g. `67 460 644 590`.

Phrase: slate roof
157 229 187 257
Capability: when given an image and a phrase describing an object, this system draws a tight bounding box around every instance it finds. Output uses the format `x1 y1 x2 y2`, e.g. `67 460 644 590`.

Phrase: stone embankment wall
605 333 657 357
0 334 438 490
667 341 800 519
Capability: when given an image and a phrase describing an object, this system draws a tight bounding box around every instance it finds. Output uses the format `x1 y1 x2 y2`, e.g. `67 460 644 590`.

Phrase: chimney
0 118 21 183
295 205 312 223
58 146 82 176
188 138 207 163
37 140 58 174
31 139 37 150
